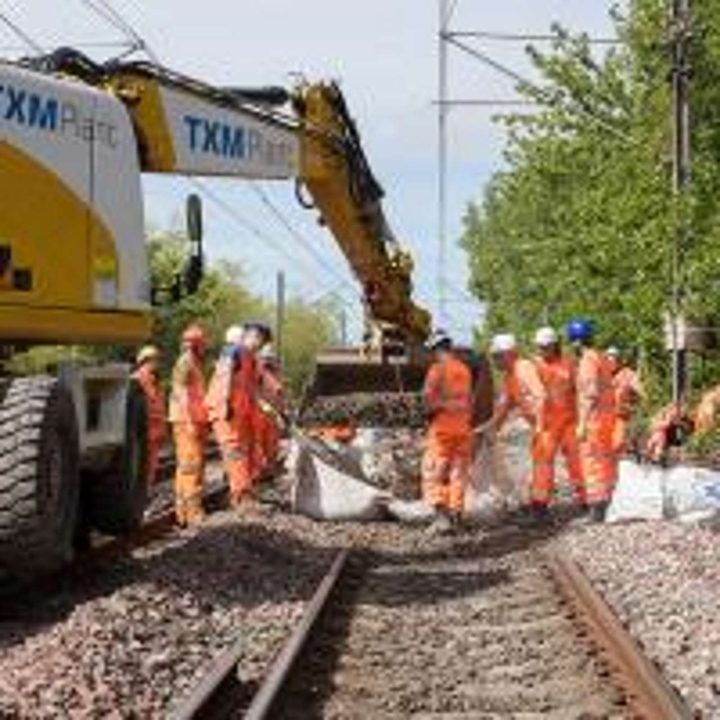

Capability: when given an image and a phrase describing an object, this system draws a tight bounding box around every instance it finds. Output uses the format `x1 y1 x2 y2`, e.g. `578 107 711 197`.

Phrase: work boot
232 492 262 516
175 504 188 527
589 501 609 524
450 510 464 532
517 502 550 528
531 502 551 527
185 502 206 527
427 508 453 536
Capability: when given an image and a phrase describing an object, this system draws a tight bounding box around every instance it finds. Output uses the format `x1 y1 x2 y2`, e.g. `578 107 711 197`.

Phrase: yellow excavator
0 48 444 577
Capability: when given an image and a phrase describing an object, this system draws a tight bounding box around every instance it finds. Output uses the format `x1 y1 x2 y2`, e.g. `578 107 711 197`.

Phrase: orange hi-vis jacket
613 367 642 419
499 358 546 426
535 354 577 427
423 354 473 436
169 350 207 426
694 385 720 434
206 346 259 424
133 364 166 444
577 348 615 421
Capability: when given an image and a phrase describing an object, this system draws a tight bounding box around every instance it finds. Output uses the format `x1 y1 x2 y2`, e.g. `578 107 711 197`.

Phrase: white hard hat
225 325 244 345
136 345 160 365
607 345 620 357
490 333 516 353
534 326 559 347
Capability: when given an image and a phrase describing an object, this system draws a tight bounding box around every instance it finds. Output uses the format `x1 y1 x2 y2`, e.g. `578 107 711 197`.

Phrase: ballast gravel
562 520 720 717
0 510 340 718
2 488 719 717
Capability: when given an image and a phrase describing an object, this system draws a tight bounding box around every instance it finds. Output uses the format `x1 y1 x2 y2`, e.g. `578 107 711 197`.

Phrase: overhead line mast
670 0 692 407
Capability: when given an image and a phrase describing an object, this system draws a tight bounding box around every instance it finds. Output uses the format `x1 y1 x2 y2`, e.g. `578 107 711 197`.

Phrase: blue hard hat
566 318 594 343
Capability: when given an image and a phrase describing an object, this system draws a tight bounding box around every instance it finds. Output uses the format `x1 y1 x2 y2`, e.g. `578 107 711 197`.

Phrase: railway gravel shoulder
562 520 720 717
0 510 340 718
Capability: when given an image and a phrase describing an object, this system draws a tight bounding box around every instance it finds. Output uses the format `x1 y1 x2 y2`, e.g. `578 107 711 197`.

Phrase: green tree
148 231 337 398
461 0 720 408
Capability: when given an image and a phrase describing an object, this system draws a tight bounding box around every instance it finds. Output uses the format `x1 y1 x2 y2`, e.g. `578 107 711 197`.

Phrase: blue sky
3 1 618 342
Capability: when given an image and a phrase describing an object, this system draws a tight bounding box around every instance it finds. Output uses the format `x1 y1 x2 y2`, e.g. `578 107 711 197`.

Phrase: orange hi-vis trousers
531 419 584 505
422 428 472 513
612 415 630 456
172 422 206 526
255 412 280 476
213 418 255 501
580 411 617 504
147 437 163 485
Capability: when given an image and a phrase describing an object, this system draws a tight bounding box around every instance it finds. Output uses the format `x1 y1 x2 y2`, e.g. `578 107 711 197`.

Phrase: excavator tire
84 380 148 536
0 376 80 578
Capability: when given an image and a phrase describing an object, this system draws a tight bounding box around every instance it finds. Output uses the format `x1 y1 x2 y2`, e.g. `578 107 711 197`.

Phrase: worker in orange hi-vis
485 332 548 523
168 324 209 526
691 381 720 436
207 322 271 511
606 346 644 457
255 344 286 480
532 327 586 511
567 318 617 523
422 329 473 534
133 345 167 485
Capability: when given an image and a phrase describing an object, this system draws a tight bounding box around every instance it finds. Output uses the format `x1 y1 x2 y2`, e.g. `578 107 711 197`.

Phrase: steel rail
170 547 349 720
547 551 693 720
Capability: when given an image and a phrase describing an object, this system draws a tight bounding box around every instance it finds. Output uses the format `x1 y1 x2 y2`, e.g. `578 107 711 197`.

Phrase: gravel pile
353 427 424 498
300 391 425 428
562 520 720 716
0 511 339 718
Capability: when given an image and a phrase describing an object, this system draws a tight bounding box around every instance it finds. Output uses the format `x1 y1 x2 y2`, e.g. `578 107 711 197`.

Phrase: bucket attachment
299 346 493 429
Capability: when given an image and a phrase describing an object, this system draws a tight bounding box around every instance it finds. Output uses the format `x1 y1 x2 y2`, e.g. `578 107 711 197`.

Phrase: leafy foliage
148 232 338 397
461 0 720 406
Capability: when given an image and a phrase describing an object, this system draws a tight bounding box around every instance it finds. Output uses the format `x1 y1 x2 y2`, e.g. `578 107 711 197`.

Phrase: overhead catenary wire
79 0 362 322
444 30 621 45
0 39 136 53
250 183 360 300
445 35 637 146
189 179 361 319
78 0 146 53
0 4 43 53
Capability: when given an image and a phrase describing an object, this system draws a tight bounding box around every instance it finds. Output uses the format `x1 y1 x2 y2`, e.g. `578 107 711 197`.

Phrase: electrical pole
671 0 691 406
275 270 286 369
438 0 450 328
339 307 348 346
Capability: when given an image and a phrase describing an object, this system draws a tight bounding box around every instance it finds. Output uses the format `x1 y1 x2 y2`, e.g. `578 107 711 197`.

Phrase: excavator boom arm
99 59 430 343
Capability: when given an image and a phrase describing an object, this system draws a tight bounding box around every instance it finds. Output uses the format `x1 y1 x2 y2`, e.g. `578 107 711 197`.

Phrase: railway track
172 528 692 720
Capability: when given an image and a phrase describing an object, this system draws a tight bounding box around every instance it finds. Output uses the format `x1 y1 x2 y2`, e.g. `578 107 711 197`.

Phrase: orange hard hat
182 324 206 348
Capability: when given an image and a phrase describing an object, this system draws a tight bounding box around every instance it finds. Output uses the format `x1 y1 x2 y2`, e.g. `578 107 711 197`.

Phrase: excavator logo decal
0 82 118 148
182 113 293 169
0 84 58 131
